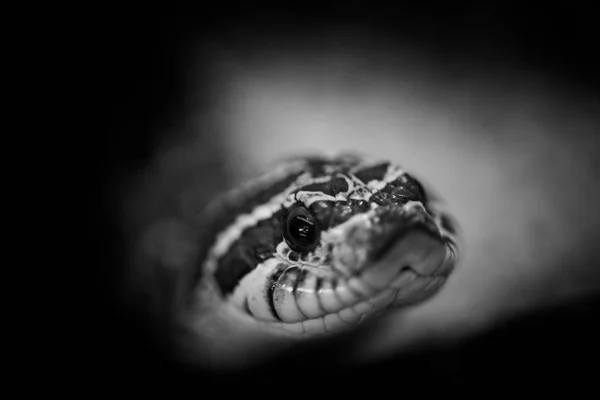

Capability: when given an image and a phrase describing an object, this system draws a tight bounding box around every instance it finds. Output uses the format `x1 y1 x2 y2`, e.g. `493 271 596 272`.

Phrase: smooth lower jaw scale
274 286 399 336
272 270 366 324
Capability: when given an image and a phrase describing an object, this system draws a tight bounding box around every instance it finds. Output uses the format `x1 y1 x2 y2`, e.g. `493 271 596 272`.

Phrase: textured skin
177 153 460 368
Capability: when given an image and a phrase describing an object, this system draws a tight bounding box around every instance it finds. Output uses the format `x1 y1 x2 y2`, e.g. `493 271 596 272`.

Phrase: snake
174 153 461 369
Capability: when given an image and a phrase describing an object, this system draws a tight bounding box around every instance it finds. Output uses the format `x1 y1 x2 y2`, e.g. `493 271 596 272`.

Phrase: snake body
178 153 460 368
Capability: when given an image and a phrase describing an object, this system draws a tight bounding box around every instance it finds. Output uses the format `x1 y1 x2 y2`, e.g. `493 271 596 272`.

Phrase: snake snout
358 227 449 293
368 204 441 261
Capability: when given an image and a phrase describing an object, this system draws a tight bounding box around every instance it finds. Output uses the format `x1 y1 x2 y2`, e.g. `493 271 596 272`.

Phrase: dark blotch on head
380 173 427 206
215 209 286 295
330 177 348 194
353 163 389 184
310 200 335 231
288 251 299 262
299 181 333 195
297 176 348 198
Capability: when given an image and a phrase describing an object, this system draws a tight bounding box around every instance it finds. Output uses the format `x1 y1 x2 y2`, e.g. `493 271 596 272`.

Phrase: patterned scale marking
197 154 460 336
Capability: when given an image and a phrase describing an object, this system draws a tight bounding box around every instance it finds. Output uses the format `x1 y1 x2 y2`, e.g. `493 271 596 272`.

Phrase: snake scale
174 153 461 368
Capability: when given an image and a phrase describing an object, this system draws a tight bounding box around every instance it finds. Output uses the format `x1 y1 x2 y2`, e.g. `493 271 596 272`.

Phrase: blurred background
88 1 599 391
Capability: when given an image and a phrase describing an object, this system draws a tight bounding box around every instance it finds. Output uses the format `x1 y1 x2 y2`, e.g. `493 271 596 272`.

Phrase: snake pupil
291 216 316 242
284 205 320 252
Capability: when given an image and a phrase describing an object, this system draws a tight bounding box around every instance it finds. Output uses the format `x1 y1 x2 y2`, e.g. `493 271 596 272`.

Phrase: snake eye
284 205 320 253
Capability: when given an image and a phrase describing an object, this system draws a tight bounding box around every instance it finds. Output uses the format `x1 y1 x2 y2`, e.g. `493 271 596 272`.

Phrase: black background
86 2 599 392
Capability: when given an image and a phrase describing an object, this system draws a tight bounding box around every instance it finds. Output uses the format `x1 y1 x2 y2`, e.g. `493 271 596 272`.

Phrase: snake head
196 154 459 338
